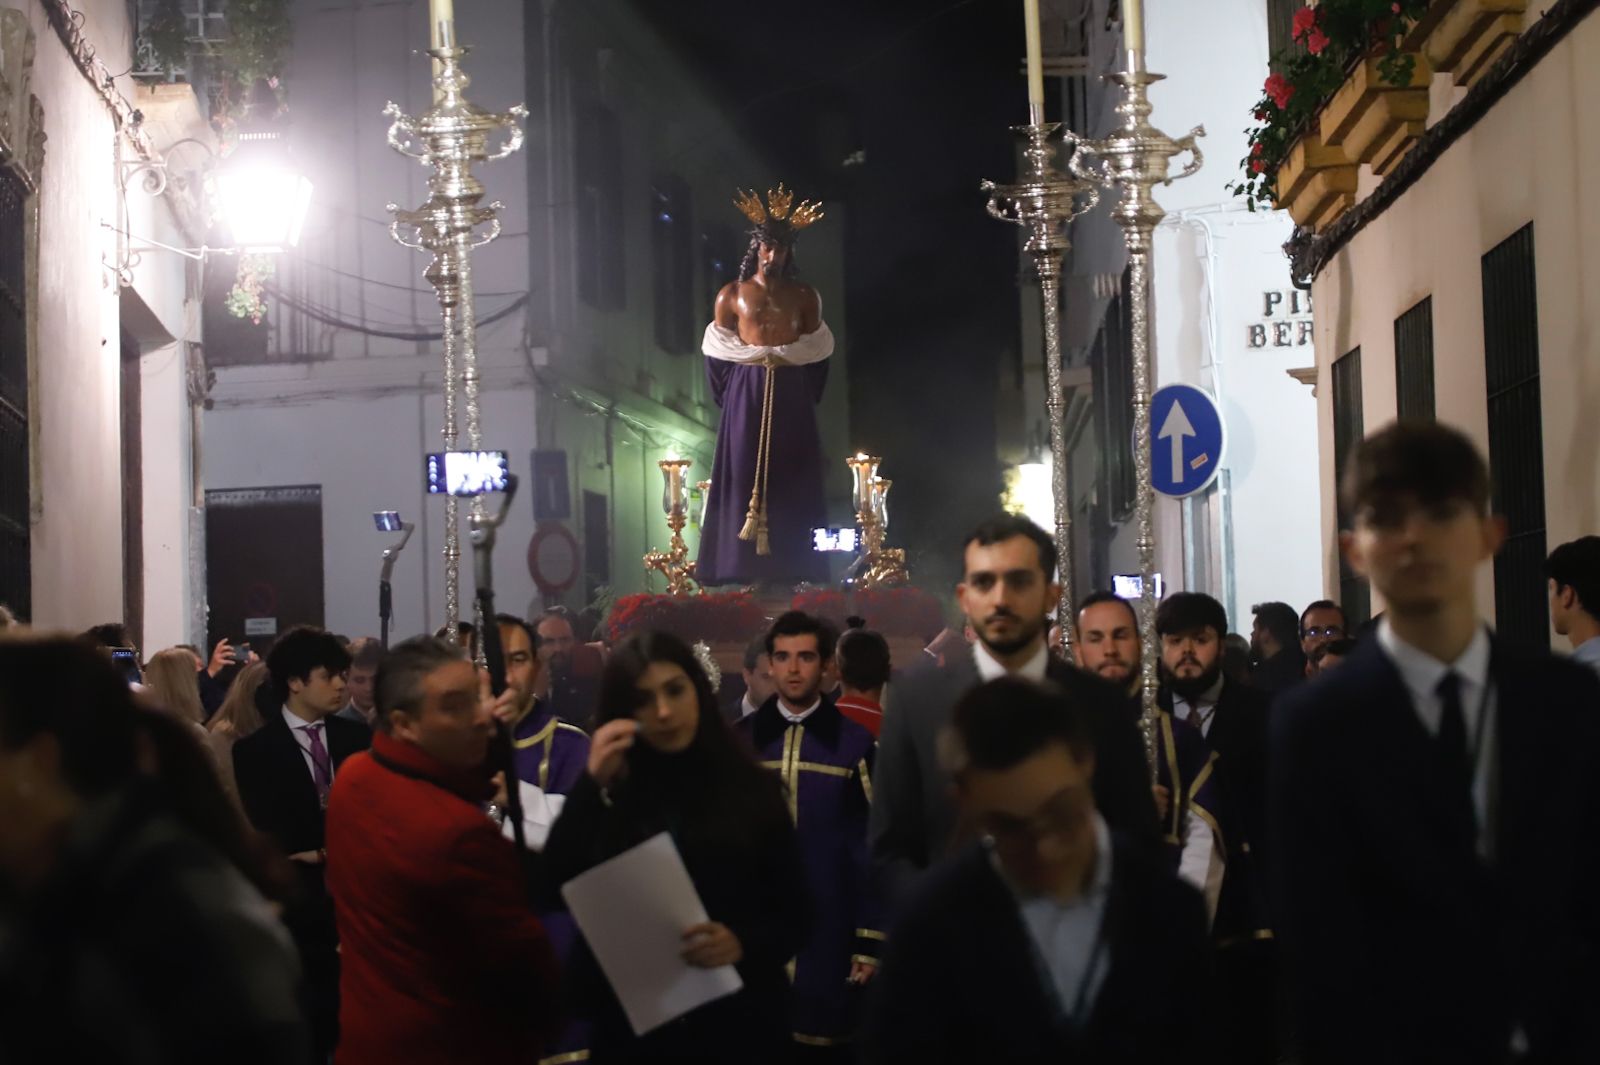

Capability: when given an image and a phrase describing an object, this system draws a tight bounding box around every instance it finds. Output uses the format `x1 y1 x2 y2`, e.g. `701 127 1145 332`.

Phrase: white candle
1124 0 1146 68
1023 0 1046 125
430 0 454 46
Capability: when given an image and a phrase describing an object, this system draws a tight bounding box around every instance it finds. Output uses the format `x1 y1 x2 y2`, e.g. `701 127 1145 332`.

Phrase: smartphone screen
811 527 860 552
110 647 141 686
425 451 510 497
374 511 402 532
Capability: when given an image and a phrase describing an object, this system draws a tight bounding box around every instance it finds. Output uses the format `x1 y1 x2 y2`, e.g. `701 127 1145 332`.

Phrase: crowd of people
2 420 1600 1064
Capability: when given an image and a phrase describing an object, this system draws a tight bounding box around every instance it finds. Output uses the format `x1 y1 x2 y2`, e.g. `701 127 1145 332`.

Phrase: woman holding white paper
544 631 811 1063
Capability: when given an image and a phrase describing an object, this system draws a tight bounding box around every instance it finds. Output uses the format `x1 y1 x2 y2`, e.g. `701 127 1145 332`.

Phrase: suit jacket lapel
268 716 324 821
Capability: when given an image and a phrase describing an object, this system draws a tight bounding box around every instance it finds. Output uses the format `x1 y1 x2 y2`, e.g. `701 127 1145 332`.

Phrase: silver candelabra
982 123 1100 658
384 24 526 638
1073 64 1204 778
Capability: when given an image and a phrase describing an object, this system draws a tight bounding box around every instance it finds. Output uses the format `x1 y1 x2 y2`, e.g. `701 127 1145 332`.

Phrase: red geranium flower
1291 6 1318 42
1306 27 1330 54
1255 109 1268 120
1265 73 1294 110
1251 142 1264 157
1251 159 1266 174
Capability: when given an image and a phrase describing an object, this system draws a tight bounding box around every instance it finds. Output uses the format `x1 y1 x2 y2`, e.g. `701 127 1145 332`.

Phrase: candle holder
845 455 909 589
645 458 700 596
383 26 527 635
982 123 1101 656
1072 67 1204 779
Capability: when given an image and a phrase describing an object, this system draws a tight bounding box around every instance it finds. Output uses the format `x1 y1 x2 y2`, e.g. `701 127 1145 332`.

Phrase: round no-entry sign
528 523 579 597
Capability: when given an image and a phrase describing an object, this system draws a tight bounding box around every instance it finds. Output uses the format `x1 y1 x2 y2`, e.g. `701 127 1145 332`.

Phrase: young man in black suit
1156 592 1277 1064
871 515 1158 905
233 626 371 1059
865 677 1212 1065
1271 420 1600 1064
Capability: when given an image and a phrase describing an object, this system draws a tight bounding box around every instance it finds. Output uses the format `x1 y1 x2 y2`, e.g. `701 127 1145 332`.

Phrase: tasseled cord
739 361 777 556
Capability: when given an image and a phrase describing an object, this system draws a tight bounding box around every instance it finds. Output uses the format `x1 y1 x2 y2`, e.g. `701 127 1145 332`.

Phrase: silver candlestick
1073 67 1203 779
983 123 1100 658
384 26 526 638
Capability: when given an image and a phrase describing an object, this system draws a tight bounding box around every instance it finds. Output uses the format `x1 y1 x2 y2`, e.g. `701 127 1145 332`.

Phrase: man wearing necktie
1270 421 1600 1064
233 626 372 1059
738 611 883 1060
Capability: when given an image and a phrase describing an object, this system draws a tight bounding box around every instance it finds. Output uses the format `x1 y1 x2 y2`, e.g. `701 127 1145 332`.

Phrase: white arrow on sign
1157 399 1196 483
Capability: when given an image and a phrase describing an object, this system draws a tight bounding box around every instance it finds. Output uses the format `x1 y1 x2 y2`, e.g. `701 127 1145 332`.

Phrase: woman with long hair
0 633 306 1063
144 647 207 726
205 660 268 800
543 630 811 1063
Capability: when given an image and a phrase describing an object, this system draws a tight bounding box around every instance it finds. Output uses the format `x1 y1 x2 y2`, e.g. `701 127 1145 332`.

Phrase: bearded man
699 184 833 586
1156 592 1278 1065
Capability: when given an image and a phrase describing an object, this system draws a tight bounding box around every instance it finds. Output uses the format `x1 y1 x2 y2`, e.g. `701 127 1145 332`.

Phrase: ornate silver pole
983 124 1099 657
384 24 526 638
1074 59 1204 779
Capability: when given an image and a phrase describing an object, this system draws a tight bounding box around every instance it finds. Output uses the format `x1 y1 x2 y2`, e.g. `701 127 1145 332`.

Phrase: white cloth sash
700 321 834 366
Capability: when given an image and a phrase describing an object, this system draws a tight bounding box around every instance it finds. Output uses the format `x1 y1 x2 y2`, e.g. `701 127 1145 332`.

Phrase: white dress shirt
1570 635 1600 680
740 693 763 719
1006 812 1114 1022
777 697 822 724
282 706 334 786
973 640 1050 683
1376 619 1495 849
1171 676 1225 739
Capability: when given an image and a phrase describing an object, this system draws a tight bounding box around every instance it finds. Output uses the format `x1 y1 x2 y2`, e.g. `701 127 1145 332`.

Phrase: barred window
650 173 696 355
577 104 625 311
1093 267 1135 521
1482 224 1547 646
1394 296 1436 420
1332 346 1368 626
0 167 30 621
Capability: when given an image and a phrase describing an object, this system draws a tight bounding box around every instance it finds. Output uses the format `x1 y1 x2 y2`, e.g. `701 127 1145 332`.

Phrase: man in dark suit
233 625 371 1059
872 515 1158 906
1272 420 1600 1065
1156 591 1277 1064
865 677 1213 1065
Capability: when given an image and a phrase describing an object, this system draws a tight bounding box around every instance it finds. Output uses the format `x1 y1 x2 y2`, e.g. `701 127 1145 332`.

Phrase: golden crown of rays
733 183 824 230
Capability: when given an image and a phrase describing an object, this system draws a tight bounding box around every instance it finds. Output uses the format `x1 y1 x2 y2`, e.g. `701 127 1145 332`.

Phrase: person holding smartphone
543 631 811 1064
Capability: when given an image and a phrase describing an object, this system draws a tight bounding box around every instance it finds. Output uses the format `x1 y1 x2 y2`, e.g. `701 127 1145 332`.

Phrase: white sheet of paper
500 782 565 851
560 831 743 1035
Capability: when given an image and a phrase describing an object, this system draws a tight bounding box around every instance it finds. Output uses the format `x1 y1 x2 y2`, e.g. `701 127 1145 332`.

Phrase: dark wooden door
205 486 325 656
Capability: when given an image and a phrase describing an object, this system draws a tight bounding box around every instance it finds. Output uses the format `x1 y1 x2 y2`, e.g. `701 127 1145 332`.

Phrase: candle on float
429 0 454 101
1022 0 1046 126
1123 0 1146 71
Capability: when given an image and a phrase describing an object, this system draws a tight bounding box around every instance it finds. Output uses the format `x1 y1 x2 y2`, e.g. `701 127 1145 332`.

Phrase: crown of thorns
733 183 824 232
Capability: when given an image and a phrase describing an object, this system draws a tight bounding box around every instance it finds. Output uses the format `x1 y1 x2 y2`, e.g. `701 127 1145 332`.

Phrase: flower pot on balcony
1274 128 1359 231
1321 53 1434 177
1422 0 1526 87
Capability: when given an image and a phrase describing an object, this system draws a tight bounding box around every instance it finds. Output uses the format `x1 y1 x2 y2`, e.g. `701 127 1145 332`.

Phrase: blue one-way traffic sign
1150 384 1224 498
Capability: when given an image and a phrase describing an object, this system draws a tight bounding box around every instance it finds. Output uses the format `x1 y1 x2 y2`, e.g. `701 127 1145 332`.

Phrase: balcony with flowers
1228 0 1537 232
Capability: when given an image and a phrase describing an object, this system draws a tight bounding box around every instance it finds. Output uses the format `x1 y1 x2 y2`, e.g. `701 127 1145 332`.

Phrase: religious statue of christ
698 184 833 587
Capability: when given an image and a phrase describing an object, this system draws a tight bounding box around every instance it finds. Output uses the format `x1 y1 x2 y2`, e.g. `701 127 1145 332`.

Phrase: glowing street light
216 129 313 253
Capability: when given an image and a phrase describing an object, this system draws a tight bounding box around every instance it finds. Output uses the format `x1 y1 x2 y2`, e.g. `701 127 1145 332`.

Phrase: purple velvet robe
510 702 589 795
738 697 883 1044
699 357 831 586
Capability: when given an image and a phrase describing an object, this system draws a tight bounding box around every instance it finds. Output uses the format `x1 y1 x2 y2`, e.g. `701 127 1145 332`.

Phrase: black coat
1269 635 1600 1064
0 786 311 1065
543 762 811 1064
863 835 1214 1065
873 650 1159 905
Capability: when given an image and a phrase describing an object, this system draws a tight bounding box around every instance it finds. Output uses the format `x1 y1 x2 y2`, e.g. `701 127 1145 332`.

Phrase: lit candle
1023 0 1046 126
1124 0 1146 72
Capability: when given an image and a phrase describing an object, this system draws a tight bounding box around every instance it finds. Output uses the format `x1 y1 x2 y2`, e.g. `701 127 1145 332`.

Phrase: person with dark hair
864 677 1213 1064
1297 600 1347 665
835 628 891 738
1073 592 1224 919
1156 591 1276 1064
497 613 590 795
1546 535 1600 676
543 630 810 1063
738 611 882 1057
872 516 1157 906
335 637 384 726
0 634 309 1064
232 625 370 1059
1271 420 1600 1064
698 185 833 586
727 632 777 722
1248 601 1305 696
1306 637 1356 675
325 635 561 1064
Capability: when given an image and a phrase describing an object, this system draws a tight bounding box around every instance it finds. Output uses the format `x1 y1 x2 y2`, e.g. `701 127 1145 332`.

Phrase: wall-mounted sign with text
1248 289 1313 350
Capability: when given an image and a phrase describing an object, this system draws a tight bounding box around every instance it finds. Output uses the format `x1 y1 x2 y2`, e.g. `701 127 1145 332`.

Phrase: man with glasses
865 677 1211 1064
1271 421 1600 1064
1297 600 1347 673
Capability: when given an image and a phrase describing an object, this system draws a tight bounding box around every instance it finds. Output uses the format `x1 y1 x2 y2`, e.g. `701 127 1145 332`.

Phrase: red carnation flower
1265 73 1295 110
1291 6 1317 42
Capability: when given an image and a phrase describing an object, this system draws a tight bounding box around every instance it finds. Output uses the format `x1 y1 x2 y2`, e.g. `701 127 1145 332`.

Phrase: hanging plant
219 0 293 89
225 254 276 324
142 0 189 75
1227 0 1432 210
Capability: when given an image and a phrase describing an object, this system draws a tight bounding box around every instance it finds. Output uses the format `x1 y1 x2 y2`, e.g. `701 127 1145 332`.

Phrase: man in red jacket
326 635 559 1064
